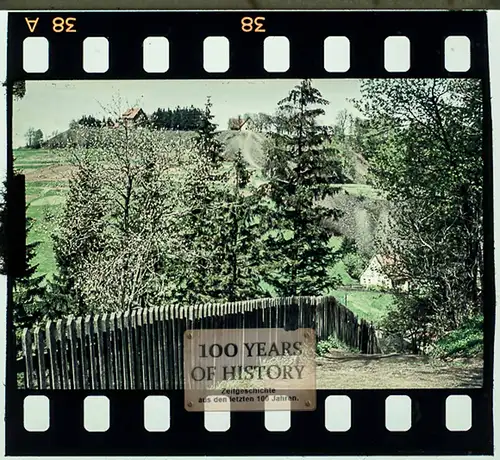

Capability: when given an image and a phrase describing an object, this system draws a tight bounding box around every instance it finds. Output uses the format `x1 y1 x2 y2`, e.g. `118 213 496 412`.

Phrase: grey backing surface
0 0 499 9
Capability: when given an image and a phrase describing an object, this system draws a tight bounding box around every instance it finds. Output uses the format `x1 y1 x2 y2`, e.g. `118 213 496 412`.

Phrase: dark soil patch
24 165 75 182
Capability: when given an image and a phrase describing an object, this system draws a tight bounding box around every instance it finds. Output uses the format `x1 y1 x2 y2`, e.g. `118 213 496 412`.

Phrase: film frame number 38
2 9 495 457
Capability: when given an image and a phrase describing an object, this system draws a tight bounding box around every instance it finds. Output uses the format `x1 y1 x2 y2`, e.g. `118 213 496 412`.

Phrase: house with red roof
120 107 148 127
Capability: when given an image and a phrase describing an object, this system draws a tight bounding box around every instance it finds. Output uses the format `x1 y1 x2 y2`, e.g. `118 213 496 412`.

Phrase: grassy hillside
14 131 394 323
15 148 68 280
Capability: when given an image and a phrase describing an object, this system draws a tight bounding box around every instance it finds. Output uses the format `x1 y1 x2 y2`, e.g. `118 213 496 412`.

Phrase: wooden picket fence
19 295 380 390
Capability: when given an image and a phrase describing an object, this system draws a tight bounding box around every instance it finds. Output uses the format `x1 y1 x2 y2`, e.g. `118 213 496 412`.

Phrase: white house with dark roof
360 254 409 291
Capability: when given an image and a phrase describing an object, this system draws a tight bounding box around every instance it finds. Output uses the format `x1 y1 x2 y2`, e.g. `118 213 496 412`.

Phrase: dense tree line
70 107 205 132
150 105 204 131
71 115 114 128
69 106 205 134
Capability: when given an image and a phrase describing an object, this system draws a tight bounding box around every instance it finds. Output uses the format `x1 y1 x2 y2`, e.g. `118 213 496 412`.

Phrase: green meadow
15 148 68 280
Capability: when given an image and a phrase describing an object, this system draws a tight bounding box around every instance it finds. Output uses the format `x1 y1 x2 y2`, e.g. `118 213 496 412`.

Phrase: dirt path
316 350 483 389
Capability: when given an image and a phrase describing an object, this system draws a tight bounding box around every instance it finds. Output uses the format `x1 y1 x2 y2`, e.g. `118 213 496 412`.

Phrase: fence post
137 307 145 386
172 305 181 390
102 313 115 390
165 305 175 390
56 319 69 390
123 311 132 389
178 304 184 385
153 307 164 390
110 312 120 389
286 297 299 331
160 306 171 390
94 314 106 389
142 309 153 390
131 310 141 390
85 315 99 389
47 320 60 390
174 305 180 388
76 317 89 389
117 311 129 390
66 318 80 389
21 329 34 389
34 326 47 389
149 307 160 390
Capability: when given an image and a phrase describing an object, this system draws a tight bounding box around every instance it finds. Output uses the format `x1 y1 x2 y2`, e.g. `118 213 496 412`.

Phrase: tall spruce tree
169 98 267 303
263 79 344 296
212 149 268 301
160 98 220 304
13 214 46 329
195 97 224 166
169 97 228 303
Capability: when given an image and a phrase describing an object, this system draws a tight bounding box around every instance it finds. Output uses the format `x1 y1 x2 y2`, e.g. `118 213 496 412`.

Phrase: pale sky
13 79 362 148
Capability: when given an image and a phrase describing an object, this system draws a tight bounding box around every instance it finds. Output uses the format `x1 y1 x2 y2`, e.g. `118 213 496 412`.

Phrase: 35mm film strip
6 11 489 79
3 10 495 457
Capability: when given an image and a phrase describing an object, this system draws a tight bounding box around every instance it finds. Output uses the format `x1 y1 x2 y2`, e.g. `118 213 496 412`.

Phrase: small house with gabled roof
121 107 148 126
360 254 409 291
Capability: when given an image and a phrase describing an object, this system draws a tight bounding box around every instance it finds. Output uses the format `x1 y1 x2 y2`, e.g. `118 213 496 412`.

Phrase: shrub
342 253 366 280
379 296 434 354
431 315 483 359
316 335 360 356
